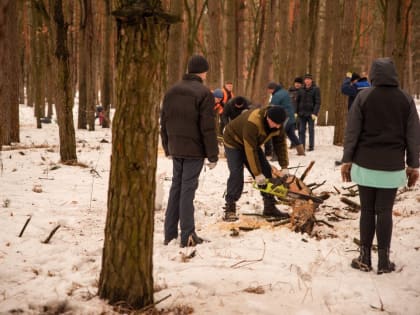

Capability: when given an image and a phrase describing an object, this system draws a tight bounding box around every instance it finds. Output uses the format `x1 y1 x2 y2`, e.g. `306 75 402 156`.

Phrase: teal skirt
351 163 406 188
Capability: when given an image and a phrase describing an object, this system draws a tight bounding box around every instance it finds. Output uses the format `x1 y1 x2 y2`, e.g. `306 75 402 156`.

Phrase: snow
0 103 419 315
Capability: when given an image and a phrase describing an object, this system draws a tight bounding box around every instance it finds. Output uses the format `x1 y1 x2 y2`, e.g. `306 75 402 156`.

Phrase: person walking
267 81 305 156
296 74 321 151
222 106 291 221
160 55 219 247
341 57 420 274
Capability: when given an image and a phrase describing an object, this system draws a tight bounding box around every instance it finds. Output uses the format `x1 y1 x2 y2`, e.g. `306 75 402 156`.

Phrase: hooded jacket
160 74 219 162
342 58 420 170
270 85 296 123
223 107 288 176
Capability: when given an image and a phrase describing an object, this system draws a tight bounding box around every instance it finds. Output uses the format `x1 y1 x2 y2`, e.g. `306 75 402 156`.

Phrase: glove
346 72 352 78
166 155 172 160
406 167 419 187
311 114 317 121
207 161 217 170
279 168 289 177
255 174 267 188
341 162 352 182
294 113 298 119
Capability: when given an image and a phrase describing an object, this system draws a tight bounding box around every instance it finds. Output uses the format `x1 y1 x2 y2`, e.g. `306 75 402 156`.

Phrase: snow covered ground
0 102 419 315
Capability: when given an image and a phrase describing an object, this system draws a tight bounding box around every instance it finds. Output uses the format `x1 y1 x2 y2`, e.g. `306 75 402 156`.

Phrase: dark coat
223 106 289 175
296 84 321 117
342 58 420 170
160 74 219 162
341 77 371 110
270 86 296 123
221 96 251 126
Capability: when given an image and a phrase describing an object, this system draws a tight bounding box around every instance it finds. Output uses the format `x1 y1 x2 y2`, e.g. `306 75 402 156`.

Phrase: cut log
290 200 317 234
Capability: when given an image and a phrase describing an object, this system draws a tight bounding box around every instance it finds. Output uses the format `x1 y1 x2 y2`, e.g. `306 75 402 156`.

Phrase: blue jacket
270 85 295 123
341 77 370 110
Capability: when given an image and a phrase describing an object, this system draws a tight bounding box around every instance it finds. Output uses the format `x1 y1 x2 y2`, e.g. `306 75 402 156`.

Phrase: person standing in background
160 55 219 248
222 81 234 105
341 57 420 274
296 73 321 151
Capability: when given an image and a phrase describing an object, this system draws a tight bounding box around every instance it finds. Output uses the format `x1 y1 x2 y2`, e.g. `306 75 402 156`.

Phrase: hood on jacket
369 57 399 87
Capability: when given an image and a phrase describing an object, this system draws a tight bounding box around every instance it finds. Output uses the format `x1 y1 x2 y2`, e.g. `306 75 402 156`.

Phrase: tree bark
53 0 77 163
0 0 19 146
99 0 174 308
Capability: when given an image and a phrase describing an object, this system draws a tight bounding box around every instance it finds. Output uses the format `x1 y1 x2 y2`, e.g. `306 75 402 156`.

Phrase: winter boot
180 232 204 248
262 195 290 219
295 144 305 156
223 202 238 222
377 248 396 274
351 245 372 272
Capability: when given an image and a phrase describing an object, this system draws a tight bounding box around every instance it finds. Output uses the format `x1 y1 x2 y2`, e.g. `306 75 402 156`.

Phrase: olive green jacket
223 106 288 176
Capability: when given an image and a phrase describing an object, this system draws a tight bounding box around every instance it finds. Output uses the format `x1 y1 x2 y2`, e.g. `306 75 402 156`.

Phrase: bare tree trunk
53 0 77 163
206 0 222 89
99 0 174 308
333 0 356 146
224 0 236 86
235 0 247 96
100 0 113 128
0 0 19 146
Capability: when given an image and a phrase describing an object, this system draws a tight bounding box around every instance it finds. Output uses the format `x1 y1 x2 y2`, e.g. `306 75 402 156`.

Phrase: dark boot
180 232 204 248
351 245 372 272
223 202 238 222
263 195 290 218
377 248 395 274
295 144 305 156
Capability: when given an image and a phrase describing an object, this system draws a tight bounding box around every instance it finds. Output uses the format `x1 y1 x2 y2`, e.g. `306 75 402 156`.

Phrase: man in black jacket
160 55 219 248
296 74 321 151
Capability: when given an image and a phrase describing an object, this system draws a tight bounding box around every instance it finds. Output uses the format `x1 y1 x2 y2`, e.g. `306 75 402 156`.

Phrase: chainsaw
253 176 324 204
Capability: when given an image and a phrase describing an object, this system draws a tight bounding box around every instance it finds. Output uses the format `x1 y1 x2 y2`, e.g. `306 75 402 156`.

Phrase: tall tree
0 0 19 146
206 0 222 89
53 0 77 162
98 0 176 308
333 0 357 146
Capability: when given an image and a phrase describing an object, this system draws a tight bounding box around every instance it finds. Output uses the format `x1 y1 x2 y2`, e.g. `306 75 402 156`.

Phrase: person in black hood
341 57 420 274
160 55 219 248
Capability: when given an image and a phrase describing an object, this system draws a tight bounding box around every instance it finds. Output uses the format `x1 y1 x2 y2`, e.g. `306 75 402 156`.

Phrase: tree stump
290 200 317 234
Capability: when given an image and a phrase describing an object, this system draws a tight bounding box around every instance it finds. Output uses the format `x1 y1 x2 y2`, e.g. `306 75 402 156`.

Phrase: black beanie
267 106 287 124
187 55 209 74
351 72 361 81
294 77 303 84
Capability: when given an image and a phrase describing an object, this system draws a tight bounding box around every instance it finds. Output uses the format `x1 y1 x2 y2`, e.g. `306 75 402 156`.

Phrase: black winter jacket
342 58 420 170
160 74 219 162
296 84 321 116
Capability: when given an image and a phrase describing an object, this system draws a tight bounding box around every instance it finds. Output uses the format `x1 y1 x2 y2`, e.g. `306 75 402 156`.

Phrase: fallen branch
340 197 361 212
19 216 32 237
231 240 266 269
272 218 291 227
300 161 315 181
315 219 334 228
137 294 172 314
42 225 61 244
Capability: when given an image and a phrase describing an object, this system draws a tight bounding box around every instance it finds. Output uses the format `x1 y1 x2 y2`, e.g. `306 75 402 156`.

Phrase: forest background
0 0 419 311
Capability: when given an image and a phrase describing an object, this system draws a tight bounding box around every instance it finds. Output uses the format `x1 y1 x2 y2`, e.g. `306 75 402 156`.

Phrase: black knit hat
187 55 209 74
267 106 287 124
294 77 303 84
351 72 361 81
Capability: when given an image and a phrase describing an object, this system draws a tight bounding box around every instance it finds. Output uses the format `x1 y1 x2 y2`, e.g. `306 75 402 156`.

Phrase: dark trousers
285 120 301 146
298 115 315 150
358 185 397 249
224 146 272 204
164 158 204 244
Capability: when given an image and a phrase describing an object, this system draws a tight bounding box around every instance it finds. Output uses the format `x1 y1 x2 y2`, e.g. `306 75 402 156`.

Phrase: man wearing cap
160 54 219 247
222 105 291 221
341 72 371 110
296 73 321 151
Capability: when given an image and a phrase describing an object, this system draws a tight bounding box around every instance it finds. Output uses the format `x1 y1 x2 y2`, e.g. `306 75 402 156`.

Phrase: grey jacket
342 58 420 170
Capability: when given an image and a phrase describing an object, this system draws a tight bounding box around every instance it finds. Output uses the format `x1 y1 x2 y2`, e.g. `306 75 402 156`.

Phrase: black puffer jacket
296 84 321 116
160 74 219 162
342 58 420 170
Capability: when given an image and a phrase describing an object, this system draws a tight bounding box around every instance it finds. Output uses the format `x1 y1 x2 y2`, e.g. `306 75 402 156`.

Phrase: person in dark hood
222 106 291 222
221 96 251 129
341 57 420 274
160 55 219 248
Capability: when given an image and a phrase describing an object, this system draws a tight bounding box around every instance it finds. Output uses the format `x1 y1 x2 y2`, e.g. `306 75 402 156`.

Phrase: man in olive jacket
222 106 290 221
160 55 219 247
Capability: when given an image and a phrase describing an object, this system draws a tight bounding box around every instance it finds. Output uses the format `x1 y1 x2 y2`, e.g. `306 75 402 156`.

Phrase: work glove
406 167 419 187
346 72 352 78
207 161 217 170
279 168 289 177
294 113 298 119
341 162 352 182
311 114 317 121
255 174 267 189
